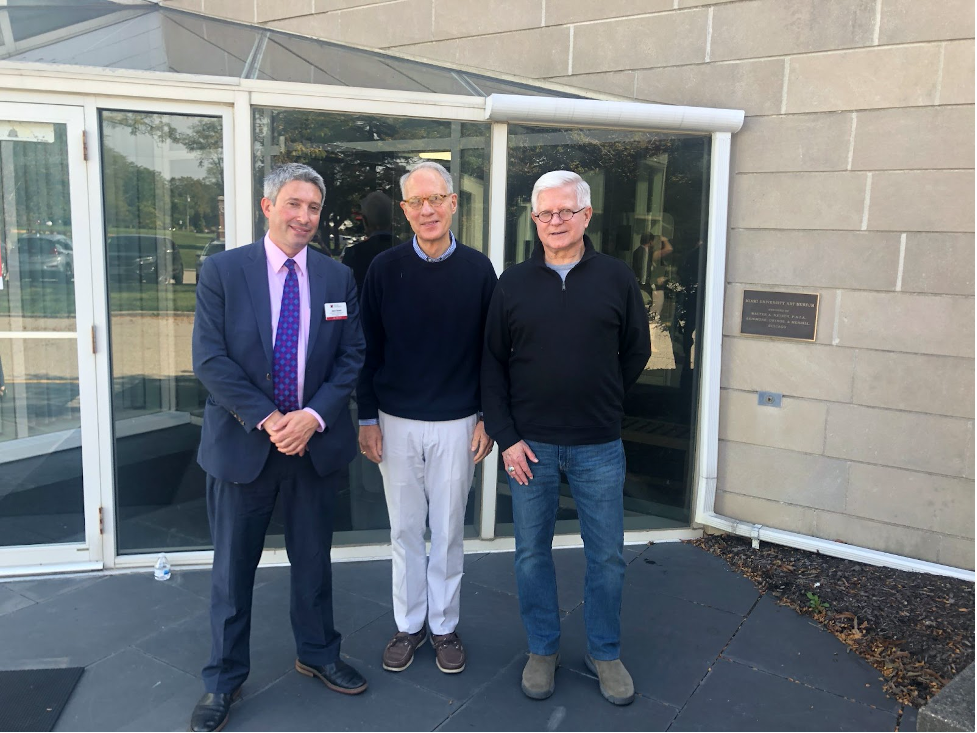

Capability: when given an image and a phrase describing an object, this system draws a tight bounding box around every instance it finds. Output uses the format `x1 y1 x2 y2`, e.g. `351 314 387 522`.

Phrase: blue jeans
509 439 626 661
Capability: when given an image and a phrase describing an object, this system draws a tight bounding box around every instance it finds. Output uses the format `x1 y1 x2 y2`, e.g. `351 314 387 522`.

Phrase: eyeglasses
403 193 451 210
532 207 586 224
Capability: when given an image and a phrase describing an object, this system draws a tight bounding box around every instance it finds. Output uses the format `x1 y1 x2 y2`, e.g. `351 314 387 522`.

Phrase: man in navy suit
190 163 367 733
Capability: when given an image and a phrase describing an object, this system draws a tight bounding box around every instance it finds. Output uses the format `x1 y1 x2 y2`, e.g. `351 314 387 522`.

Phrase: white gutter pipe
485 94 745 134
698 511 975 582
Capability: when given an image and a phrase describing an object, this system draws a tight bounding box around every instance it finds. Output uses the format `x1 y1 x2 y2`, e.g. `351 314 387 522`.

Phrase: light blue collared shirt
412 232 457 262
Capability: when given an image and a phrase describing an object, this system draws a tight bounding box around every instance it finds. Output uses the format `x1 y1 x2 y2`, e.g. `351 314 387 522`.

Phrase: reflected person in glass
190 163 367 733
357 161 497 675
343 190 395 293
481 170 650 706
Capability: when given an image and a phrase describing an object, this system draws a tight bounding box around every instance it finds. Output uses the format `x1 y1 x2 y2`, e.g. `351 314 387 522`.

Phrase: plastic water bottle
154 553 171 581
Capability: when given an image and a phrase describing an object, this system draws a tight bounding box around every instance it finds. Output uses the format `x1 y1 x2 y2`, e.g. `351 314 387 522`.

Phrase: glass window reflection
253 108 492 547
100 110 224 554
0 121 85 547
498 125 711 536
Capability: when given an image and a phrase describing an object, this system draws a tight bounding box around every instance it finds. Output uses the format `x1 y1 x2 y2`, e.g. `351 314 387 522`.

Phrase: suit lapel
245 242 274 368
307 253 326 360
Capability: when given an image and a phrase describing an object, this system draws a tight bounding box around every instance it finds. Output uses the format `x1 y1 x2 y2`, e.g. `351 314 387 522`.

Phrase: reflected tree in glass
101 110 224 553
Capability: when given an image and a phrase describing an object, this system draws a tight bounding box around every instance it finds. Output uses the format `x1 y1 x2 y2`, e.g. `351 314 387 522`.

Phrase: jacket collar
531 234 597 268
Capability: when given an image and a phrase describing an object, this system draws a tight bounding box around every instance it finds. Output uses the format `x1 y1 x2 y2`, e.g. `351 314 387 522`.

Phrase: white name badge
325 302 348 320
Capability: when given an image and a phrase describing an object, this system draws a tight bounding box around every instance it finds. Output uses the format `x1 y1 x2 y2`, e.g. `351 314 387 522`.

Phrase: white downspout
694 133 975 584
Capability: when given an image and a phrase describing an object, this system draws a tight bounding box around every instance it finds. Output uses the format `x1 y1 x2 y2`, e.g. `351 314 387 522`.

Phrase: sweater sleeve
476 261 500 414
620 271 652 392
480 281 521 452
355 259 384 421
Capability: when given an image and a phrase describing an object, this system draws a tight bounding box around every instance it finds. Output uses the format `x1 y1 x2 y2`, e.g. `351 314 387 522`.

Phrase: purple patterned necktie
273 258 300 414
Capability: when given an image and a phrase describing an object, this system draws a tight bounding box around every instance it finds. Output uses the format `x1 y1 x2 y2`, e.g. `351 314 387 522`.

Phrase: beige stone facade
163 0 976 569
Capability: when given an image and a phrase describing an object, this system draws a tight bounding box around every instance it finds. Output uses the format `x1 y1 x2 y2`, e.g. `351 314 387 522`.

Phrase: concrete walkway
0 542 917 731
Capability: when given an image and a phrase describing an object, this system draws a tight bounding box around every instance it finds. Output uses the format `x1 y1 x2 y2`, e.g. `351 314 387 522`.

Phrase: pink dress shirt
260 234 325 432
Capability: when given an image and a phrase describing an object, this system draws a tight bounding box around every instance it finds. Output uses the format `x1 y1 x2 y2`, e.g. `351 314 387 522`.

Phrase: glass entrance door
0 103 101 572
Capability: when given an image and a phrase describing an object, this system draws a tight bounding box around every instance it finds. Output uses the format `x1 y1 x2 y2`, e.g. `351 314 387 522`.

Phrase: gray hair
531 170 591 212
263 163 326 204
400 161 453 199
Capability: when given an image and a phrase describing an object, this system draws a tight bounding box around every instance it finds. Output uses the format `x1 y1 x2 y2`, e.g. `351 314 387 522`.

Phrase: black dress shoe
295 658 368 694
189 688 240 733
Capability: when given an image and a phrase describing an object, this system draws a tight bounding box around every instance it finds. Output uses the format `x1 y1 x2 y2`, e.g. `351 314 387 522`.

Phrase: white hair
263 163 326 204
531 170 591 212
400 161 453 199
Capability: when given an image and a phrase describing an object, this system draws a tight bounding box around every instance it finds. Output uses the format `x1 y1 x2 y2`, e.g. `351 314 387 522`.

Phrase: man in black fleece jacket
357 161 497 676
481 171 650 706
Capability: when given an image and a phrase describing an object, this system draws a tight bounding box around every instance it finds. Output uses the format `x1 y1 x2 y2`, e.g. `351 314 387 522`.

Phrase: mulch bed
690 534 975 708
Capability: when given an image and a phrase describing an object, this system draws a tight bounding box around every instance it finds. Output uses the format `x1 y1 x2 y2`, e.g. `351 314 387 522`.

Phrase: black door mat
0 668 84 732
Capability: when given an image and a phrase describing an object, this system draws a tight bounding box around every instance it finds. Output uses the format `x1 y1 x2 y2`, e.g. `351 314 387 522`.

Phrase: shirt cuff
359 418 379 426
303 407 326 432
257 410 277 431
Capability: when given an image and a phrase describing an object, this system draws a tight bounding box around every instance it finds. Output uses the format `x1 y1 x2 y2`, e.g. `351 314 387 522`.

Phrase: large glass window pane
253 108 492 546
497 125 711 536
101 110 224 554
0 121 85 546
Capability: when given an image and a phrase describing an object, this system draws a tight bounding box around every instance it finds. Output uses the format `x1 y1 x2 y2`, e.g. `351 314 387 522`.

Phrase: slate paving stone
437 654 678 731
0 549 922 732
227 655 457 732
627 542 760 616
331 558 395 608
901 705 918 731
137 574 389 698
54 647 200 732
0 573 204 668
559 581 745 708
624 543 650 562
117 680 205 733
463 547 591 613
723 594 898 712
670 658 899 732
161 567 215 601
4 574 104 603
341 581 527 705
0 584 35 616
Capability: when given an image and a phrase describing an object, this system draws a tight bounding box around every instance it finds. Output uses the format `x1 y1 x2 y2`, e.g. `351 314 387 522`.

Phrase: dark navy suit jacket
192 240 365 484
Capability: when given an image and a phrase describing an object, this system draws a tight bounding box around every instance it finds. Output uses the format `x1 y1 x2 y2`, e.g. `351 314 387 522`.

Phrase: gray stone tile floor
0 542 918 731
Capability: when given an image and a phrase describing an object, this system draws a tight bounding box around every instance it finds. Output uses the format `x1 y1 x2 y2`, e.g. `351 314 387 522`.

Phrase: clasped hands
263 409 318 456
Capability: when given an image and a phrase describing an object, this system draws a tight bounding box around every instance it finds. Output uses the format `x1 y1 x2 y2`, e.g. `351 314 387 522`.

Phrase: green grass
109 283 197 314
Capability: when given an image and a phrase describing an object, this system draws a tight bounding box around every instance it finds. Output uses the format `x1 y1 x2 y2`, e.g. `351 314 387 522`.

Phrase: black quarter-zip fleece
481 236 652 452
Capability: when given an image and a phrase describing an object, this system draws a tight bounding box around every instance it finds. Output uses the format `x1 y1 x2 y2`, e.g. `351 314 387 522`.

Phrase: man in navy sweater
357 161 497 674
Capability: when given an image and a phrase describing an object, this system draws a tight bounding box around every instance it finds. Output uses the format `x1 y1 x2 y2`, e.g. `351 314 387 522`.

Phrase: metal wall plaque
740 290 819 341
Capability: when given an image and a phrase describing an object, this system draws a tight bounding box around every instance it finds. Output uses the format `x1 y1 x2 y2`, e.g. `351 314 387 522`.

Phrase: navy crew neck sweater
357 240 498 422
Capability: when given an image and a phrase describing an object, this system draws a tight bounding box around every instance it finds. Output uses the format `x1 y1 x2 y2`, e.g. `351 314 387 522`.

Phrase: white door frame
0 101 102 575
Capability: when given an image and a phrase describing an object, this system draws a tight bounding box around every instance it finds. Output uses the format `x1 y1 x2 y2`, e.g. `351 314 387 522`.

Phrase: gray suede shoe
584 655 635 705
521 652 559 700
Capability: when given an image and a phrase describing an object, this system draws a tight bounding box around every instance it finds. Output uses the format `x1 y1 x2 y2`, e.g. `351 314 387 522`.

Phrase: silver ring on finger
507 466 516 472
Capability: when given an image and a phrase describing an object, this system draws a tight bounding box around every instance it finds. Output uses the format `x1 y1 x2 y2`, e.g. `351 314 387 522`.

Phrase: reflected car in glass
195 239 224 283
15 235 74 282
107 235 184 284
